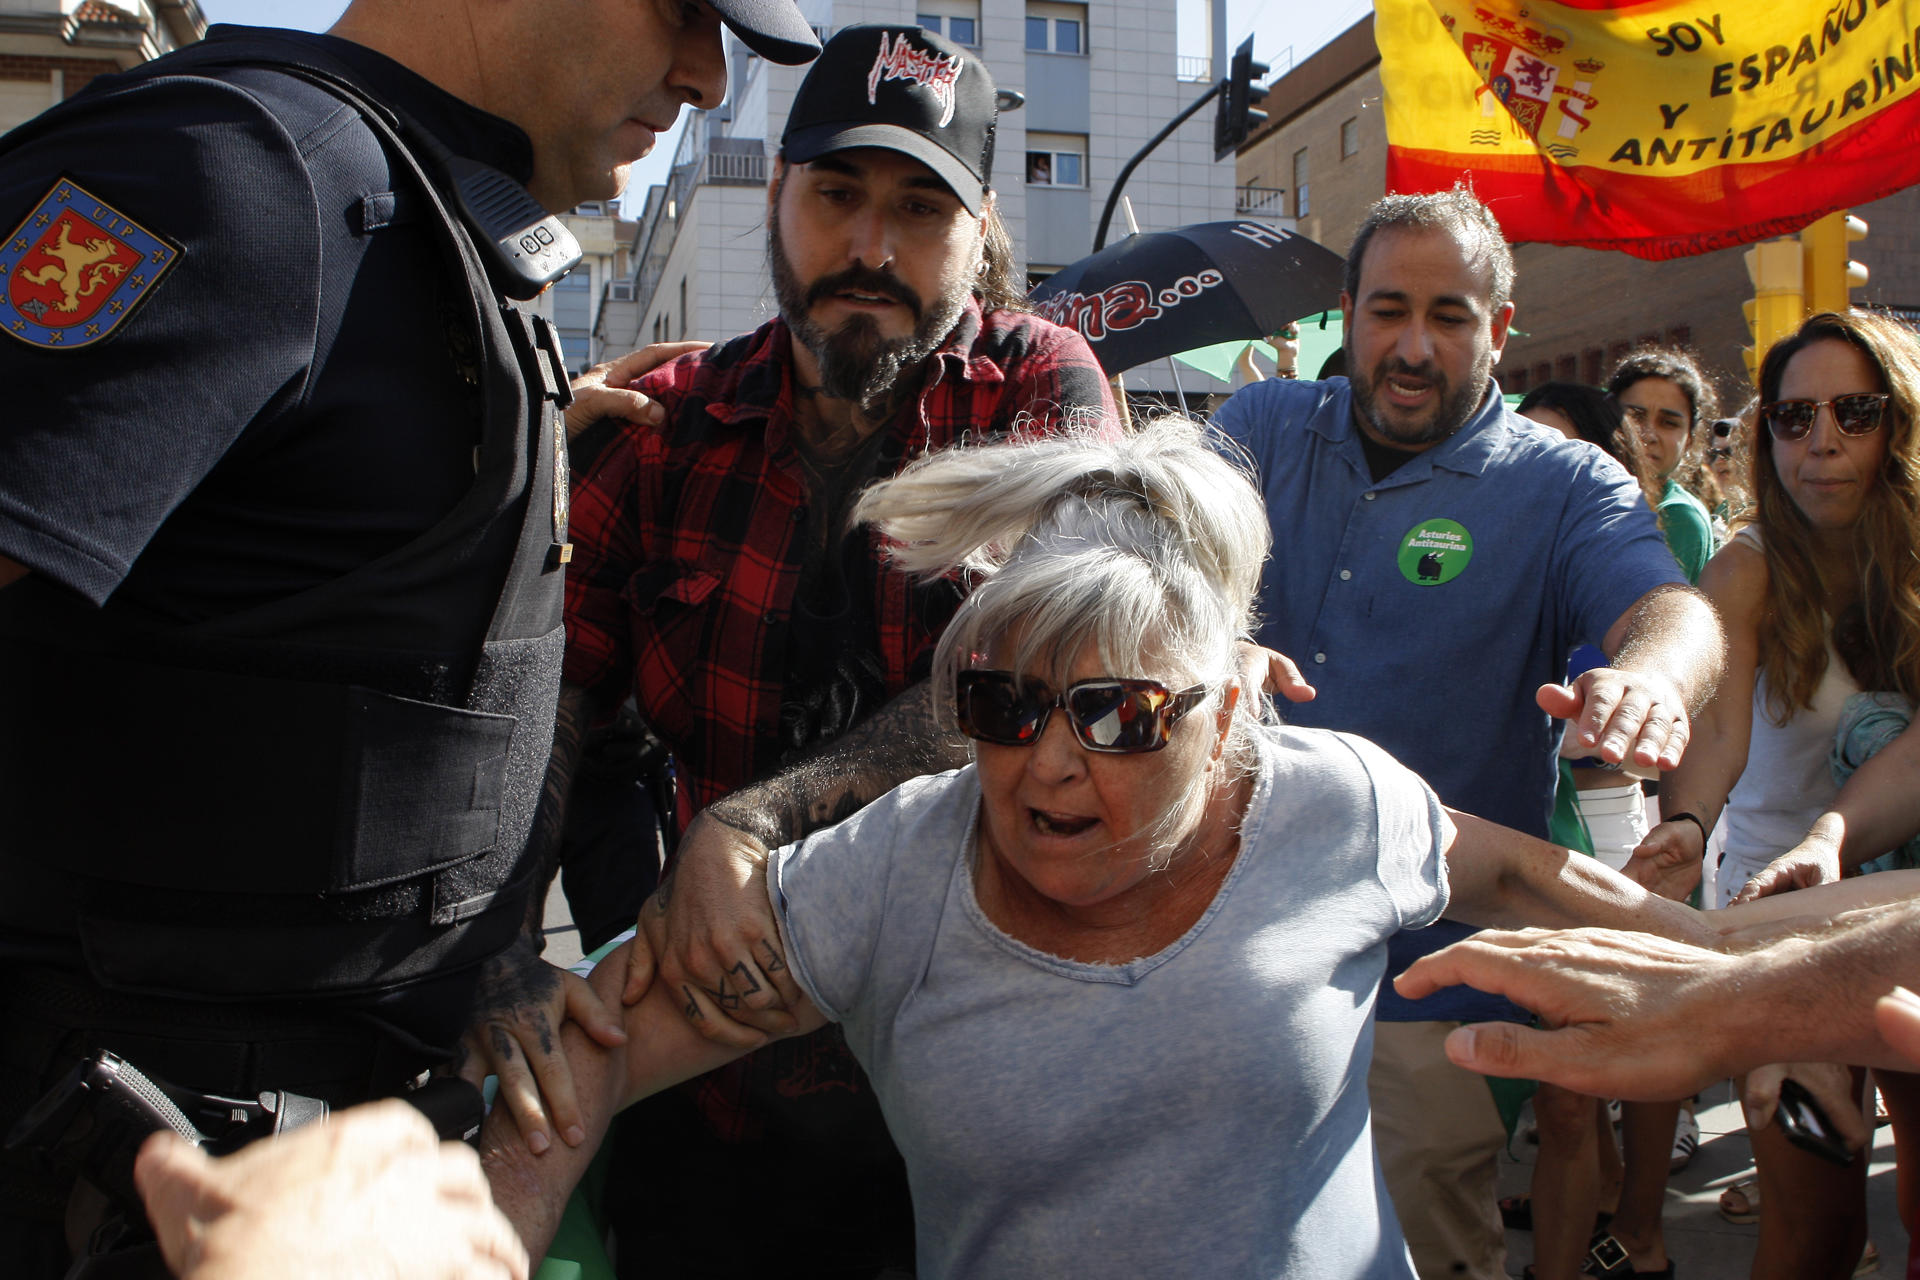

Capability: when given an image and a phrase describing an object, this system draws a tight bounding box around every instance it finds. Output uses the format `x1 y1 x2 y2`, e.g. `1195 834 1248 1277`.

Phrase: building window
552 269 592 373
1583 347 1605 386
1292 147 1309 217
1556 354 1578 383
918 0 979 46
1340 118 1359 159
1026 2 1085 53
678 278 688 341
1025 132 1087 187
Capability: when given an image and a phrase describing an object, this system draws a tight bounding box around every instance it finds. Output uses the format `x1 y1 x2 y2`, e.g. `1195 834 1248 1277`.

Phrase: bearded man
524 24 1113 1275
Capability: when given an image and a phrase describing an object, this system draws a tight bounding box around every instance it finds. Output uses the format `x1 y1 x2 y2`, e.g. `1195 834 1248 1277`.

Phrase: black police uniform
0 26 573 1268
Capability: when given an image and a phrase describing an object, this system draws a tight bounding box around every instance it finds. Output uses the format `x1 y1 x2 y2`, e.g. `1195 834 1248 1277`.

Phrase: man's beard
1346 343 1490 448
769 214 971 415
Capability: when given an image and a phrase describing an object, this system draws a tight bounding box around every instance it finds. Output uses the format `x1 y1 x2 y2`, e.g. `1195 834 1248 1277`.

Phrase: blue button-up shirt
1213 376 1683 1020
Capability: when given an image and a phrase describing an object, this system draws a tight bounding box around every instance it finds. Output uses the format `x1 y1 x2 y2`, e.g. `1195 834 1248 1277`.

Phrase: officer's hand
1538 666 1690 772
135 1099 528 1280
456 937 626 1155
565 342 709 439
621 810 803 1047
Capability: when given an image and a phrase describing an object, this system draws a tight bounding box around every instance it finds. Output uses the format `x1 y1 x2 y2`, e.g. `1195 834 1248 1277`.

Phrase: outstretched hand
1732 833 1844 904
1395 925 1737 1101
455 937 626 1155
1537 666 1690 772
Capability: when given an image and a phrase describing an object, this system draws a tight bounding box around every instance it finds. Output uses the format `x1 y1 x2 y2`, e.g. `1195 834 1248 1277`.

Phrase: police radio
439 153 583 301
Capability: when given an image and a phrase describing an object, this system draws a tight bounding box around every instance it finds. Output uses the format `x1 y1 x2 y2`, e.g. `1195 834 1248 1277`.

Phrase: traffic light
1800 209 1869 314
1214 36 1270 161
1743 237 1804 384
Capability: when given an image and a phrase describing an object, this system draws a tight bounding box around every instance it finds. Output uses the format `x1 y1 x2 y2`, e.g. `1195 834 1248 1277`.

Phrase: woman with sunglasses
485 418 1723 1278
1630 310 1920 1279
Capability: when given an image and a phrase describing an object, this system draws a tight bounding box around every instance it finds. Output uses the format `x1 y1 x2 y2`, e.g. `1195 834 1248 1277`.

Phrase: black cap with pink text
780 24 997 215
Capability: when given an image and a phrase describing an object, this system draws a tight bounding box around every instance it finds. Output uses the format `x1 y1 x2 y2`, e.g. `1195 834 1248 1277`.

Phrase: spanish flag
1379 0 1920 258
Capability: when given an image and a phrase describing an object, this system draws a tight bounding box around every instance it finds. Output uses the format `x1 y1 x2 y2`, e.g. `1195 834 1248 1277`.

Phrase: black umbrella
1029 221 1346 377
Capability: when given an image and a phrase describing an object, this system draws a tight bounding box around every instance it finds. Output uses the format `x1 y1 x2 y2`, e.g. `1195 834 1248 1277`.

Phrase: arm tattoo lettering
704 679 969 849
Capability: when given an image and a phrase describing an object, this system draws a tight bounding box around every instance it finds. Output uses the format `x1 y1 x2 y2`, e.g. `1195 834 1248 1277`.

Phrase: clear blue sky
195 0 1368 205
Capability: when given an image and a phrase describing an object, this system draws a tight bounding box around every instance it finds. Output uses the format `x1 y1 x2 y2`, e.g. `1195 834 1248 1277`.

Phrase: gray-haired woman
487 418 1719 1279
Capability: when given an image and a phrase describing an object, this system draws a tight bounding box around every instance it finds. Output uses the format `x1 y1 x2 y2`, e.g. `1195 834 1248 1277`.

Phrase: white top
769 724 1449 1278
1717 528 1861 905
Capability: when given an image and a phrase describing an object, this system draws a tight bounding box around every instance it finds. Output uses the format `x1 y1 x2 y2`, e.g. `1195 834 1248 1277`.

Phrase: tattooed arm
456 682 628 1154
620 679 969 1040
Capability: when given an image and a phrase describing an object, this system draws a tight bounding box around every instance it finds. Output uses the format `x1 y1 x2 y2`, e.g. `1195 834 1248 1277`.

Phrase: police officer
0 1 818 1272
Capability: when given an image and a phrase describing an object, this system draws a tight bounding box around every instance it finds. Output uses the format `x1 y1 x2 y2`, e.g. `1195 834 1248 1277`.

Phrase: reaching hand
1624 818 1705 901
455 937 626 1155
621 811 804 1047
135 1099 528 1280
1537 666 1690 772
1732 835 1843 904
1394 925 1738 1101
564 342 709 439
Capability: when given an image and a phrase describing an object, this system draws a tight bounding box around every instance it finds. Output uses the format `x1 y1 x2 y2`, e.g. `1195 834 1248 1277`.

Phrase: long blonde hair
1751 310 1920 717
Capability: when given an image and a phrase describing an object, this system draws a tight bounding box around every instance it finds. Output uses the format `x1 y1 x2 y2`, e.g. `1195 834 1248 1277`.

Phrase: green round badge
1398 518 1473 586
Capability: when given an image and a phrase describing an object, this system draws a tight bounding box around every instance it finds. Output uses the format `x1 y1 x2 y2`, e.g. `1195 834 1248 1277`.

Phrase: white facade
606 0 1240 395
0 0 208 133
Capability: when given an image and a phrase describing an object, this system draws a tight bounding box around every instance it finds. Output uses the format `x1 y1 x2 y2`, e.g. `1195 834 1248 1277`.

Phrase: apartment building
0 0 204 131
602 0 1247 395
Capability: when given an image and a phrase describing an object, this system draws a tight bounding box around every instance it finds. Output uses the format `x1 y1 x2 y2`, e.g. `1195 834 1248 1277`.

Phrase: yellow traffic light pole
1741 210 1869 385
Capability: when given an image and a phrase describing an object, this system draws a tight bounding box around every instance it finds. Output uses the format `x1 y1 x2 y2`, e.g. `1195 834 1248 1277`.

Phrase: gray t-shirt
769 723 1449 1279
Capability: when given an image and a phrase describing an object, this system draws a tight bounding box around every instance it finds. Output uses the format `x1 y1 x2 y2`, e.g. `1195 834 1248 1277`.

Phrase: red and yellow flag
1378 0 1920 258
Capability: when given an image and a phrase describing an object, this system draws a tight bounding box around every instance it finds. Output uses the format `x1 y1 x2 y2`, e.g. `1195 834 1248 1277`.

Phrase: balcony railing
1235 185 1288 217
1176 54 1211 82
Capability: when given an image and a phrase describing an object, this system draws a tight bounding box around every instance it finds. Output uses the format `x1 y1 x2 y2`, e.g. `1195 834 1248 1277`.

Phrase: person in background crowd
0 1 820 1273
1629 310 1920 1280
1207 186 1724 1280
1609 348 1720 580
536 25 1118 1277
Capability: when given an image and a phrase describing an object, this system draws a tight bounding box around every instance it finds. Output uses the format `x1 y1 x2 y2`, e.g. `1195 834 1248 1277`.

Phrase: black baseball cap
780 24 997 214
712 0 822 65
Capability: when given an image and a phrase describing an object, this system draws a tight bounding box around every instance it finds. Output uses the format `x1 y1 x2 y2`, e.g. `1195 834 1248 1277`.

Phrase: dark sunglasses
955 670 1209 754
1760 393 1891 441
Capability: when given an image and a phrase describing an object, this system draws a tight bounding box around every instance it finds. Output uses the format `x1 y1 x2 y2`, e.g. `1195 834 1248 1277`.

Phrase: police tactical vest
0 35 575 1000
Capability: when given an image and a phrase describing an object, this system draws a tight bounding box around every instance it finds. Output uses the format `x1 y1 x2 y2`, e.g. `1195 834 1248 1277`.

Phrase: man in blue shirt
1211 187 1724 1280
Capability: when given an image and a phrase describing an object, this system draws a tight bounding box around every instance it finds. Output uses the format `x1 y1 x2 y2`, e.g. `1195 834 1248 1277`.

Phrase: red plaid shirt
563 299 1114 826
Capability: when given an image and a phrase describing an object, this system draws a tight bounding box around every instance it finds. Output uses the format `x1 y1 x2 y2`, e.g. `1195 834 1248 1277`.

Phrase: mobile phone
1776 1077 1856 1167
